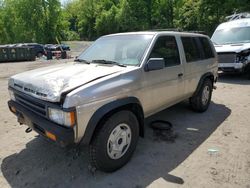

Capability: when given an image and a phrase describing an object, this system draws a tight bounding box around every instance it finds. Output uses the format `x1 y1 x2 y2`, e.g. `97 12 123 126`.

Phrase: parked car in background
58 44 70 51
8 31 217 172
44 44 70 52
211 13 250 78
25 43 45 57
44 44 57 52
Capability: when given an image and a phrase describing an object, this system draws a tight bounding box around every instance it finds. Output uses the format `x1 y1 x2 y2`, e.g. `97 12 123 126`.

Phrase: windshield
77 34 154 66
211 27 250 45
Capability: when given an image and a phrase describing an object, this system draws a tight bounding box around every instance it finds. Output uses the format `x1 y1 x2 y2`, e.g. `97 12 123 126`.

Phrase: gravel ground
0 58 250 188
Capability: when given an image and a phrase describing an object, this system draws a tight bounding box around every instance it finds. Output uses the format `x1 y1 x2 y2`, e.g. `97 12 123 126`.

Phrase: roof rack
226 12 250 21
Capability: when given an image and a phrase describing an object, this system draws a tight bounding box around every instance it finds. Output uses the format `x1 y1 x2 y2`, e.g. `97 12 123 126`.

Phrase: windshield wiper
92 59 126 67
74 58 90 64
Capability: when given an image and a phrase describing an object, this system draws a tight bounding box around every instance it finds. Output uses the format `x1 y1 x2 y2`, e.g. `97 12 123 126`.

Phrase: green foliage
0 0 66 44
95 5 119 35
0 0 250 44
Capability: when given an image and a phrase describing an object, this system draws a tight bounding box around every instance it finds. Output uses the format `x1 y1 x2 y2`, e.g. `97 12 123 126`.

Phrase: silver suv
8 31 218 172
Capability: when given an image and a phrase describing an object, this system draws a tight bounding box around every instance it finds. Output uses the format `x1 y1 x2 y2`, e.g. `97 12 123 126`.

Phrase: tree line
0 0 249 44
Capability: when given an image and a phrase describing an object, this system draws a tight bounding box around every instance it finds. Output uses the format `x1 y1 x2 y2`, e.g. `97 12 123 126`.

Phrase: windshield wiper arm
92 59 126 67
74 58 90 64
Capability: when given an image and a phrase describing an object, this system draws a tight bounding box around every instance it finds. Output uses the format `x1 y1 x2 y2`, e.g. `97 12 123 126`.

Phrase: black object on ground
150 120 177 142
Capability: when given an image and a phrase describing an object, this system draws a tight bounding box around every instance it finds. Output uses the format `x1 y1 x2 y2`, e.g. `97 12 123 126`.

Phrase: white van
211 13 250 78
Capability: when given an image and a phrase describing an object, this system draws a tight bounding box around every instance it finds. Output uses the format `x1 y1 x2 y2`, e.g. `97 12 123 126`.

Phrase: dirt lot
0 59 250 188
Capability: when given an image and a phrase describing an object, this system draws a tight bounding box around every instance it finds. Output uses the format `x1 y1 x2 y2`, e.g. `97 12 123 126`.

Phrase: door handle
178 73 183 77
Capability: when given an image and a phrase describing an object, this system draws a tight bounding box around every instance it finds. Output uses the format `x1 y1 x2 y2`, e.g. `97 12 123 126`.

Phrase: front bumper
8 100 74 146
218 63 244 72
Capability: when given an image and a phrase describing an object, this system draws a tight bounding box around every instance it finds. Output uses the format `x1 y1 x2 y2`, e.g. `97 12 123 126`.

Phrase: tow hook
25 127 32 133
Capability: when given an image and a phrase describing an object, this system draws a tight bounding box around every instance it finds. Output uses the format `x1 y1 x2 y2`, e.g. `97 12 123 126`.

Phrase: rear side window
181 37 201 62
199 37 215 59
149 36 180 67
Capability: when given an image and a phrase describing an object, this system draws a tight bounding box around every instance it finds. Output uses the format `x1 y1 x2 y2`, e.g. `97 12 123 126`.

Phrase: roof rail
226 12 250 21
148 28 207 35
149 28 183 32
184 31 208 35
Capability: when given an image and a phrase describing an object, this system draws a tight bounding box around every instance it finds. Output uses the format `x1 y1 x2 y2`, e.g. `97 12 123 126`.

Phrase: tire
246 66 250 80
37 52 43 58
189 78 213 112
89 110 139 172
247 74 250 80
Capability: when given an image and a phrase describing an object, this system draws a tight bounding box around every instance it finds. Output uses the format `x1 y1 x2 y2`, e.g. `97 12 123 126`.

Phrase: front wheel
190 78 213 112
89 110 139 172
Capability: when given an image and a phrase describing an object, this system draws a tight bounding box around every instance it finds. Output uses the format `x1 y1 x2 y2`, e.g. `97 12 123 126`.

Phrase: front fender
80 97 144 145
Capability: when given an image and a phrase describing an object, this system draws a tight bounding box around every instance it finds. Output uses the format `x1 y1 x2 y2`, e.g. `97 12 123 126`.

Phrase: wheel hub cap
202 85 210 105
107 123 132 159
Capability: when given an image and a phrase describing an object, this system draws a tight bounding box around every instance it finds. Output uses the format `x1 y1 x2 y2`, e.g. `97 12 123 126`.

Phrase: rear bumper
8 100 74 146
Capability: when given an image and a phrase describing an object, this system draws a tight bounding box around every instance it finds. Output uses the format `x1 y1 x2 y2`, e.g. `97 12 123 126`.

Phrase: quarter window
149 36 180 67
199 37 215 59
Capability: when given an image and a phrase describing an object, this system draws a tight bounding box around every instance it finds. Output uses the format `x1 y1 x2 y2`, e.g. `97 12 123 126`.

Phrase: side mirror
144 58 165 72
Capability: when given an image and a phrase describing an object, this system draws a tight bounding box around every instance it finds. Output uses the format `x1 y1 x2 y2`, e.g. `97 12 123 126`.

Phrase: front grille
14 92 47 117
217 53 236 63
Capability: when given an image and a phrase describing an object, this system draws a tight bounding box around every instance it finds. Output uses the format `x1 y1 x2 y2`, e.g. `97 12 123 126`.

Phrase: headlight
48 108 76 127
9 90 16 101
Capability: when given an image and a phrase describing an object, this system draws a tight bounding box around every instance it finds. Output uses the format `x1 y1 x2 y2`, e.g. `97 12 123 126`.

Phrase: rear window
181 37 201 62
199 37 214 59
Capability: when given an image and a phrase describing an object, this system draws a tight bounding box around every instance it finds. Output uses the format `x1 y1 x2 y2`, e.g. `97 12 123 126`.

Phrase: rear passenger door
143 35 185 114
181 36 215 96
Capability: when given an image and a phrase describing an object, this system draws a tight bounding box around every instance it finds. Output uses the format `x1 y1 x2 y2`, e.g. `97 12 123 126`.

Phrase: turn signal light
45 131 57 141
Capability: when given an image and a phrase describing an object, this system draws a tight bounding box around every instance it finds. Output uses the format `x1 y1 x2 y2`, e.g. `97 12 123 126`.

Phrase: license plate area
17 111 33 127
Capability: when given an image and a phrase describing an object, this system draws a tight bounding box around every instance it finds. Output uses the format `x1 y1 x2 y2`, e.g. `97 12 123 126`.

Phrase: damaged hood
214 43 250 53
9 62 126 102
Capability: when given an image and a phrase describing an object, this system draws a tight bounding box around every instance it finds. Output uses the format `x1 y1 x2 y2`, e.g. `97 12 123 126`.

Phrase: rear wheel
89 110 139 172
190 78 213 112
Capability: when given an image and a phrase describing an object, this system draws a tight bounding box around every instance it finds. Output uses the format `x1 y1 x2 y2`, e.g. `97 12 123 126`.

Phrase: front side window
149 36 180 67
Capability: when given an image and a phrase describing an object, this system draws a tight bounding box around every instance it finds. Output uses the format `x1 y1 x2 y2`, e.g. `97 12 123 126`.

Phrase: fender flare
80 97 144 145
193 72 214 97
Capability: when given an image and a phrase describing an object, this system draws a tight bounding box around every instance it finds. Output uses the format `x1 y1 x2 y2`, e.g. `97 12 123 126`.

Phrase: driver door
142 35 185 115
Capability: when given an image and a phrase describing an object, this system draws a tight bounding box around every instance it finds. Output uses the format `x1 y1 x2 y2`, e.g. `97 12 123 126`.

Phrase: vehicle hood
9 62 126 102
214 43 250 53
